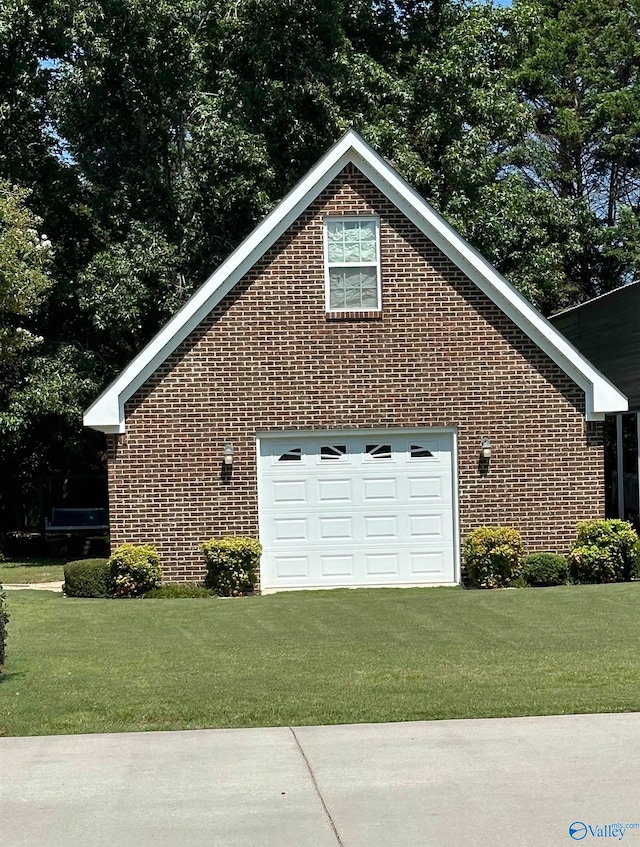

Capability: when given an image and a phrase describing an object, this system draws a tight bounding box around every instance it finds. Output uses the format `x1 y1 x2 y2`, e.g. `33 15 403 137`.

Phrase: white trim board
84 130 627 432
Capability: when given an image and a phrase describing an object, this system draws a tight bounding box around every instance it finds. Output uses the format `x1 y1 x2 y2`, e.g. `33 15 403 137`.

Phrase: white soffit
83 130 628 433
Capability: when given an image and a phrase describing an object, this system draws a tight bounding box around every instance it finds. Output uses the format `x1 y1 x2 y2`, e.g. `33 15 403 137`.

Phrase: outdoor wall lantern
223 443 234 466
481 436 492 459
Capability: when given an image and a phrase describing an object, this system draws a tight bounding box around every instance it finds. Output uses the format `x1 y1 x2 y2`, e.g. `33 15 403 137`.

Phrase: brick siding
106 164 604 583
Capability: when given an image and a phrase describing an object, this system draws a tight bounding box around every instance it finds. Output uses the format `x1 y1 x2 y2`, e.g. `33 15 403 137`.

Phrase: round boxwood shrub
109 543 162 597
463 526 524 589
521 553 569 587
201 536 262 596
143 584 215 599
568 519 640 584
64 558 112 598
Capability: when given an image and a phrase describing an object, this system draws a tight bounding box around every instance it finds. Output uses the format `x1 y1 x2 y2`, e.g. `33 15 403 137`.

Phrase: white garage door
257 429 457 591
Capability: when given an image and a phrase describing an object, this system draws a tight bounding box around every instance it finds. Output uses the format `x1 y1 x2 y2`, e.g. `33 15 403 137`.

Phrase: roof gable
84 130 627 432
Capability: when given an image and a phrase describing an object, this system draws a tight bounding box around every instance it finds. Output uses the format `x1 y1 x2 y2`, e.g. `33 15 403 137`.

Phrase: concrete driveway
2 713 640 846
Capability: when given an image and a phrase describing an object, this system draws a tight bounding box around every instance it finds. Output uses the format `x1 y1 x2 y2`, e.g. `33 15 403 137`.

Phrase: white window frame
323 216 381 312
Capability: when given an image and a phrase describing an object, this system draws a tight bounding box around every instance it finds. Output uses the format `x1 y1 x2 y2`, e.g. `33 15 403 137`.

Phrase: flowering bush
201 537 262 596
109 543 162 597
568 520 640 584
463 526 524 588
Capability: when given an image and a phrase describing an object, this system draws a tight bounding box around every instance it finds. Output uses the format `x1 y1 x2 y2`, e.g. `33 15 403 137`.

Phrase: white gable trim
84 131 627 432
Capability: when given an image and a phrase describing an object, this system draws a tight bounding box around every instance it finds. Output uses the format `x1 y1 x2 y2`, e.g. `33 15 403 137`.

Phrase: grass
1 583 640 737
0 558 66 584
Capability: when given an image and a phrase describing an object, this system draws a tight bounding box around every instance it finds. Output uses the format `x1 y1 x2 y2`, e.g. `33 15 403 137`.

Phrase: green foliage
512 0 640 301
0 583 7 667
568 519 640 584
463 526 525 589
201 536 262 597
0 180 52 363
143 583 215 599
63 558 112 598
108 544 162 597
522 552 569 587
3 0 640 535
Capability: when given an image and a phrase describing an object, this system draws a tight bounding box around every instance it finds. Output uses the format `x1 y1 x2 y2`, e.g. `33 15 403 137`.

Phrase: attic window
324 217 380 311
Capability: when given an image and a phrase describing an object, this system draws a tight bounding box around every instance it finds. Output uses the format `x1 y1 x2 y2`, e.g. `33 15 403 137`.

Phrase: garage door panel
272 518 307 541
364 515 399 539
362 477 397 501
410 552 449 575
317 478 352 502
259 430 456 590
407 475 449 501
272 480 308 504
365 553 400 576
319 516 353 540
408 513 447 538
320 555 355 577
275 556 309 579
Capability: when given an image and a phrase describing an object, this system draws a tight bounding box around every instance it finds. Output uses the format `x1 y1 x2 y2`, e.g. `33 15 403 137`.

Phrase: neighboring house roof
84 130 627 433
550 281 640 411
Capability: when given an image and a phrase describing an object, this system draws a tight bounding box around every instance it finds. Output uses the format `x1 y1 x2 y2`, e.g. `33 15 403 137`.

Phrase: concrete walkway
2 582 63 591
2 713 640 846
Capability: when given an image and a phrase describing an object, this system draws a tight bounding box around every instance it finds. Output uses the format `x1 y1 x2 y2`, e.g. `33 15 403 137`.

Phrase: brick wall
106 164 604 583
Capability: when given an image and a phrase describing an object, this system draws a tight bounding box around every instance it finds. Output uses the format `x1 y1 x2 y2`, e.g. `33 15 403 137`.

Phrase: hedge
63 559 112 598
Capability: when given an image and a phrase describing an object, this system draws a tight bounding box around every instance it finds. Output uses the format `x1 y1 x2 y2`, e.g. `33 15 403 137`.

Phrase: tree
512 0 640 302
3 0 639 532
0 180 52 365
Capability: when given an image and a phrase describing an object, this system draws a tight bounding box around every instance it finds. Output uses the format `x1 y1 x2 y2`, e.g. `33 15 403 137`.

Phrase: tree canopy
1 0 639 530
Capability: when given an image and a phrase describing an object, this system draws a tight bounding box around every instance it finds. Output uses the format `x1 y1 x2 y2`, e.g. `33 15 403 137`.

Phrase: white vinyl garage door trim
256 427 460 593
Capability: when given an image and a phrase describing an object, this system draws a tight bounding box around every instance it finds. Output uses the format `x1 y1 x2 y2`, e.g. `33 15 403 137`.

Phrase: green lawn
0 559 66 584
1 584 640 737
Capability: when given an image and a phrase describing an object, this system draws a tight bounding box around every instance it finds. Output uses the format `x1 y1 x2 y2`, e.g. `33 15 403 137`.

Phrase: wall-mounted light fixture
481 436 492 459
223 443 234 466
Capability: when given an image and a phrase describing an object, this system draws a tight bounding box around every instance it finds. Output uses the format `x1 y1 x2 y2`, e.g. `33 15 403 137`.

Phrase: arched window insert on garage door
278 447 302 462
410 445 434 458
320 445 347 460
365 443 392 460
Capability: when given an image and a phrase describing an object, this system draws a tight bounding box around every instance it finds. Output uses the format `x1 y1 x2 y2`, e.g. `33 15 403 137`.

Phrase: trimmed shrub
201 536 262 596
568 519 640 584
522 553 569 587
463 526 524 589
143 584 215 599
0 584 8 668
63 558 112 598
109 544 162 597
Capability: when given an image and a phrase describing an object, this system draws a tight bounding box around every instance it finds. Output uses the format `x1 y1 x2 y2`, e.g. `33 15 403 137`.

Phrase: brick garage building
85 132 627 590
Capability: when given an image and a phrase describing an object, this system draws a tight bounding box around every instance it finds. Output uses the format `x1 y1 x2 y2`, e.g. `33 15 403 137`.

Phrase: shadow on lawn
0 669 25 684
